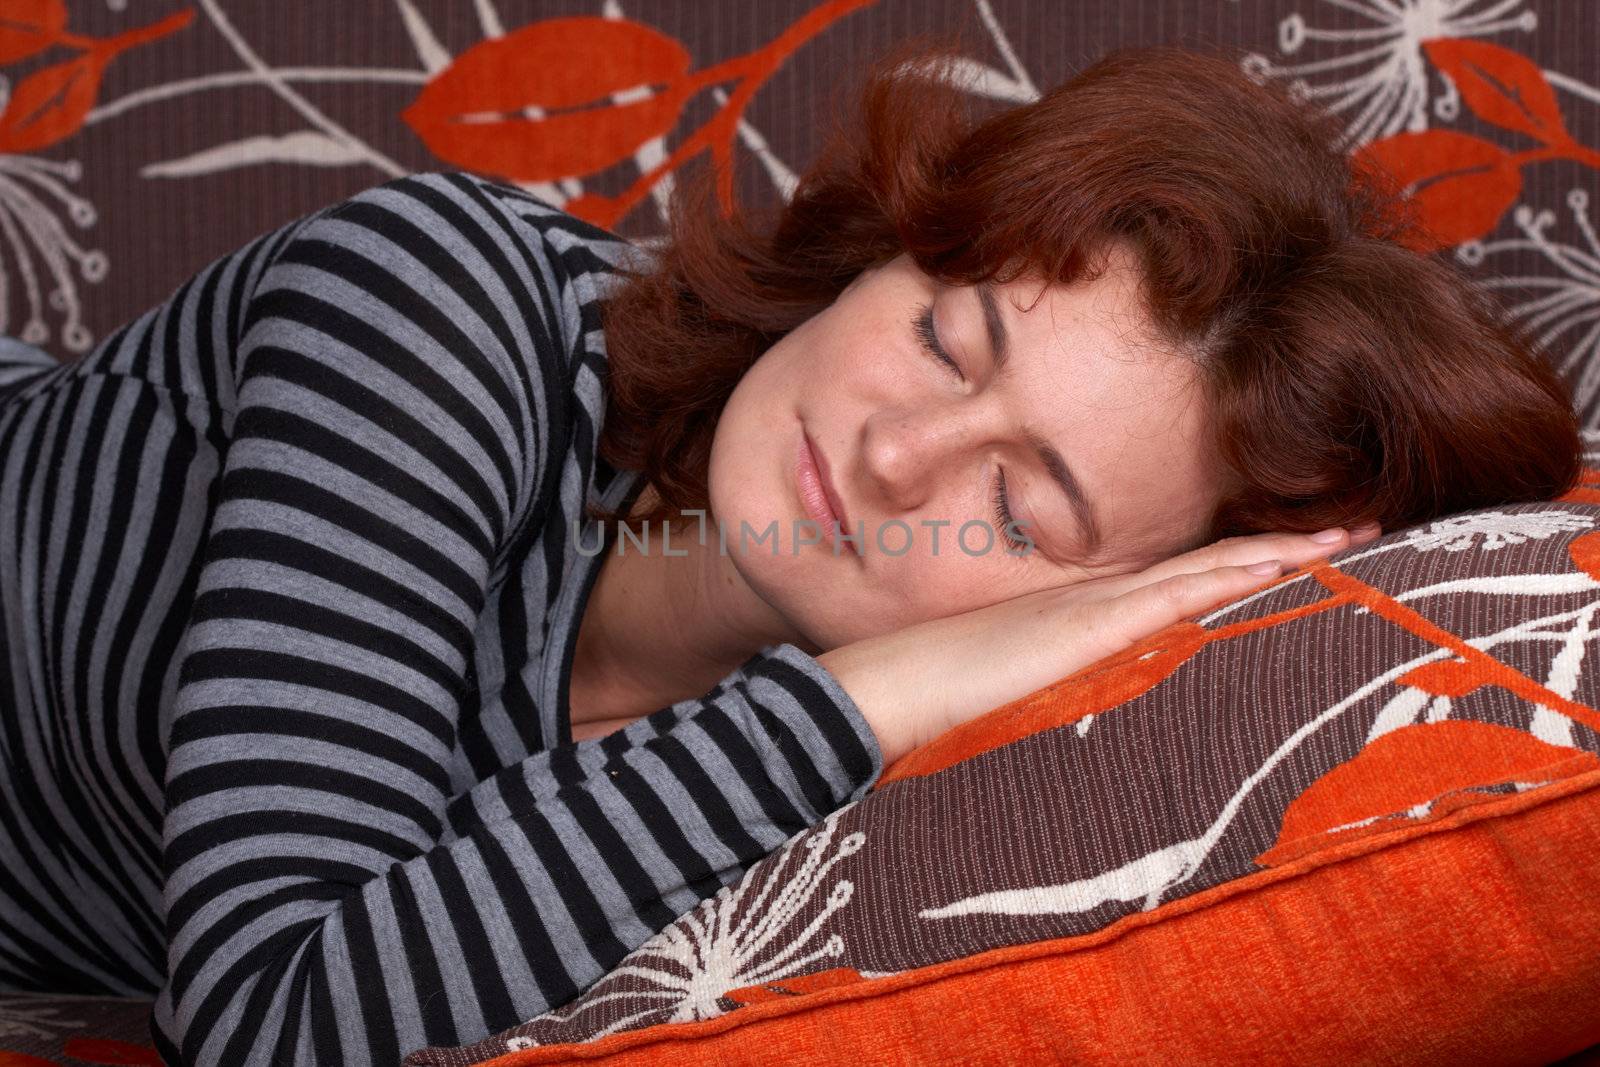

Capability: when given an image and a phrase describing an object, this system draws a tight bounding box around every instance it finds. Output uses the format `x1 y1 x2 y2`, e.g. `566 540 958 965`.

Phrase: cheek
707 343 796 511
864 543 1040 628
739 524 1055 650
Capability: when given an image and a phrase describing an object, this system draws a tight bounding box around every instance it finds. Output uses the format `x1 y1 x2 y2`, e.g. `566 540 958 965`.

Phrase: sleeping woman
0 40 1579 1066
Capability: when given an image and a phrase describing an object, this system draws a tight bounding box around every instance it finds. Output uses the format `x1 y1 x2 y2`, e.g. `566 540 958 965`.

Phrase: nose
859 398 1001 515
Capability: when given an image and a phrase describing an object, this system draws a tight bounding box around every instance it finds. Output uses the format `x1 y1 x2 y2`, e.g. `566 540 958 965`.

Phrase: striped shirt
0 170 883 1065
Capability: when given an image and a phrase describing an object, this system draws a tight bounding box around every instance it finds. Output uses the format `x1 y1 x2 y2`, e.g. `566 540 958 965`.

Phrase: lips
809 434 851 532
798 428 860 555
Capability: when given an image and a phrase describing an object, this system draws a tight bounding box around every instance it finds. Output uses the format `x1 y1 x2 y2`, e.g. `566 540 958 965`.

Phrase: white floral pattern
1467 193 1600 421
0 153 107 353
520 802 867 1044
1239 0 1537 151
1400 509 1595 553
0 996 82 1041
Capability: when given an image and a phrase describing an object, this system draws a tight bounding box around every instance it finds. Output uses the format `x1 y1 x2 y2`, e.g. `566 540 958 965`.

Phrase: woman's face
705 240 1227 652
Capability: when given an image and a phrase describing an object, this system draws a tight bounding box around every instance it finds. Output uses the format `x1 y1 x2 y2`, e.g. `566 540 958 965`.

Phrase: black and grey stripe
0 170 883 1065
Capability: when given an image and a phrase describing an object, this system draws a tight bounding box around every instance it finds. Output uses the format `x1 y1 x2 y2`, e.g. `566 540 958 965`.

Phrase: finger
1130 525 1373 590
1080 536 1304 602
1104 560 1285 644
1348 520 1383 541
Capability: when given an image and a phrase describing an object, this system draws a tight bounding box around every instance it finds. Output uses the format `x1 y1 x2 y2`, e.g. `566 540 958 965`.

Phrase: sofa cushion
404 468 1600 1066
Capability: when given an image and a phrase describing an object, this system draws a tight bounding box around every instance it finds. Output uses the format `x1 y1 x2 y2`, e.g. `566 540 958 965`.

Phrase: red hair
591 36 1582 562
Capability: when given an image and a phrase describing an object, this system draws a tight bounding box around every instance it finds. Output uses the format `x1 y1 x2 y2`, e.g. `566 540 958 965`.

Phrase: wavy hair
589 35 1583 560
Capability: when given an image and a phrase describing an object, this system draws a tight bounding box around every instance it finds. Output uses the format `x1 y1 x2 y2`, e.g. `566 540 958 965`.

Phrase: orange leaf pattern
0 1053 62 1067
723 966 869 1006
0 52 105 153
57 1039 161 1066
0 0 66 65
1424 38 1570 145
402 17 697 181
1258 720 1600 867
1354 129 1521 252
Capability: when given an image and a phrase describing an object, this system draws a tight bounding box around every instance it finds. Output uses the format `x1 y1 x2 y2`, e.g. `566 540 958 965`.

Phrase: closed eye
911 301 962 379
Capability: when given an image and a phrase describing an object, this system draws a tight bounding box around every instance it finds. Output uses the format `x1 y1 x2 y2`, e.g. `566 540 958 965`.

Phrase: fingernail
1309 527 1344 544
1246 559 1281 575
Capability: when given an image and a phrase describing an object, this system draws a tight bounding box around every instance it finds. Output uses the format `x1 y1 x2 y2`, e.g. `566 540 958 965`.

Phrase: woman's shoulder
240 171 637 543
452 172 659 304
290 170 654 353
344 170 653 275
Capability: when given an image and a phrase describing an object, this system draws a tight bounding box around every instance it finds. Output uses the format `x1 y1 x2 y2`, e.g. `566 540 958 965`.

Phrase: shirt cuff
727 642 885 823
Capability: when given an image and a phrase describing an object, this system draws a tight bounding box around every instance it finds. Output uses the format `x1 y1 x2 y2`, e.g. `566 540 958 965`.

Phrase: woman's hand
817 523 1382 766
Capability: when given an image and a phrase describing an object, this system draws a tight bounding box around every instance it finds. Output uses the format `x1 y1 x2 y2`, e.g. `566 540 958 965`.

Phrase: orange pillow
407 481 1600 1066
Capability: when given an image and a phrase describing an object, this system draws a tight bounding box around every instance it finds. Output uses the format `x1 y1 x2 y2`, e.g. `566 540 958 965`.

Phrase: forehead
991 244 1220 559
996 240 1159 354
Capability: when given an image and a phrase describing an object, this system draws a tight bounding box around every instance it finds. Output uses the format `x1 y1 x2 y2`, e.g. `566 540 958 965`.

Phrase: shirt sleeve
153 173 884 1067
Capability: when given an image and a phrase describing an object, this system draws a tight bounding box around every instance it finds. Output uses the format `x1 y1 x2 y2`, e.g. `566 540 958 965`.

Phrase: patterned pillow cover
404 472 1600 1067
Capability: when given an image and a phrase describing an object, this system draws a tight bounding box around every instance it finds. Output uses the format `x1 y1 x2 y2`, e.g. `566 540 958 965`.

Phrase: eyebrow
978 281 1105 557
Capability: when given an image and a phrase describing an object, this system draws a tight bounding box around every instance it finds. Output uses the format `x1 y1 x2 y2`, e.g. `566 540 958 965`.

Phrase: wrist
815 643 915 766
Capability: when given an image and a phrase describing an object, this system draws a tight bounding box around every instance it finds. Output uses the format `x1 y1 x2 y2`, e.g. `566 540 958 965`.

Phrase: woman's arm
155 173 881 1066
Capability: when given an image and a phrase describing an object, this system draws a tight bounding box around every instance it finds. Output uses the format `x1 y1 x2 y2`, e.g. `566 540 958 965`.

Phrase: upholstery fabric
402 484 1600 1065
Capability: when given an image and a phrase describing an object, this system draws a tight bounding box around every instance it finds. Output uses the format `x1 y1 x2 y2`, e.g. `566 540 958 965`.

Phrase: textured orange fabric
489 767 1600 1066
